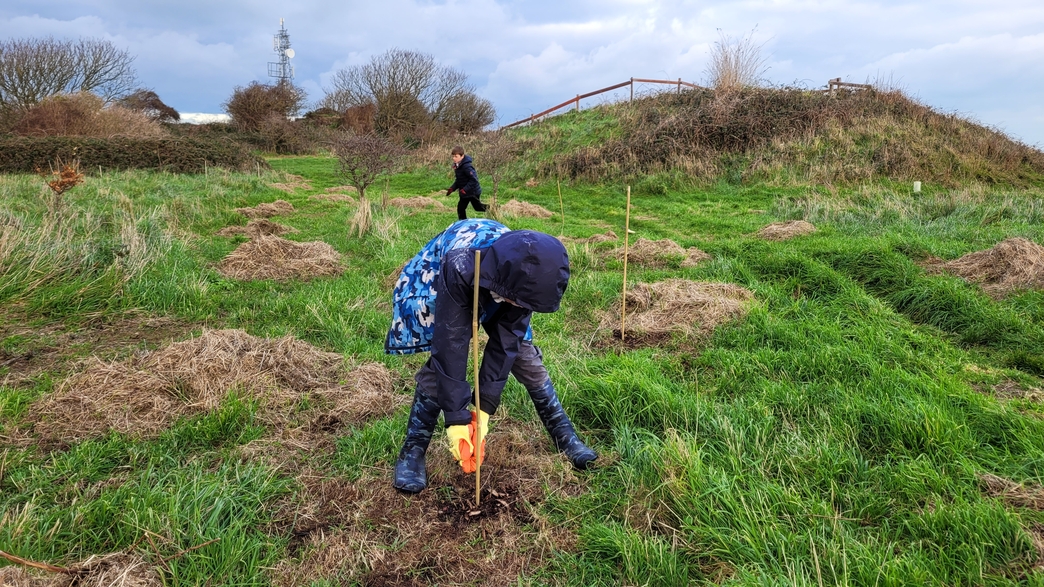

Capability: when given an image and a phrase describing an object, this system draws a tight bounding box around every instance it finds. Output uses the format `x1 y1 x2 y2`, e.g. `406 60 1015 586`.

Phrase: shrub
0 136 265 174
13 92 167 139
224 82 306 132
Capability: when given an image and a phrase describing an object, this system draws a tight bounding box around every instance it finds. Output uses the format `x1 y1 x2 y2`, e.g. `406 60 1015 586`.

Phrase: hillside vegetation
1 92 1044 585
510 87 1044 189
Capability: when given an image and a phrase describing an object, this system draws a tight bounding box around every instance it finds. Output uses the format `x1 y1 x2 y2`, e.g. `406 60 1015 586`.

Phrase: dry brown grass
612 238 711 268
28 329 398 445
561 231 618 244
234 200 295 218
268 418 582 587
387 196 447 209
501 200 554 219
600 279 754 341
979 473 1044 511
14 92 168 140
325 185 358 193
0 553 160 587
923 237 1044 298
216 219 298 238
268 175 312 194
756 220 817 241
216 235 343 282
309 193 357 204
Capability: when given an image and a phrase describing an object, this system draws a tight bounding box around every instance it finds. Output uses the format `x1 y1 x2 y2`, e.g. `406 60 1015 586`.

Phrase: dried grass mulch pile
611 238 710 268
216 218 298 238
756 220 817 241
216 235 343 281
309 193 357 204
562 231 618 244
268 175 313 194
234 200 295 219
387 196 447 209
979 473 1044 511
29 329 400 445
0 553 160 587
600 278 754 342
922 237 1044 298
501 199 554 219
269 418 583 587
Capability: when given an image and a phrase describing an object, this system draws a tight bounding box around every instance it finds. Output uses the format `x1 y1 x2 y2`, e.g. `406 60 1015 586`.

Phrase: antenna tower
268 18 295 85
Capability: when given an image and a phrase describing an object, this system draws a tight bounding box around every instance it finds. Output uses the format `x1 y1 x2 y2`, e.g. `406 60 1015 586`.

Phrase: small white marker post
913 181 922 194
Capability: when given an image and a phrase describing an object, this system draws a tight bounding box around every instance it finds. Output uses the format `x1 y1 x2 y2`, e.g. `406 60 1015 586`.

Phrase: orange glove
446 410 489 473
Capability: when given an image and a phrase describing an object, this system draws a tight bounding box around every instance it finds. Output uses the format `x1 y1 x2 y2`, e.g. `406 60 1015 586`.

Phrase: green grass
2 155 1044 585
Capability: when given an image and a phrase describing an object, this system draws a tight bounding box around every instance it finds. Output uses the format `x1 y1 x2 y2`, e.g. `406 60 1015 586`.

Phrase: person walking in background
446 146 486 220
386 219 597 493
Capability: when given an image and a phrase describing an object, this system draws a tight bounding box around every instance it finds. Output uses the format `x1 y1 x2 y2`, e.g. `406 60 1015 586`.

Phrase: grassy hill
2 93 1044 585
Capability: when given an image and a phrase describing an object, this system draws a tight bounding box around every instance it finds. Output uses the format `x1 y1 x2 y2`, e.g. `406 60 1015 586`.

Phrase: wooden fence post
630 78 634 102
677 78 681 94
576 95 580 112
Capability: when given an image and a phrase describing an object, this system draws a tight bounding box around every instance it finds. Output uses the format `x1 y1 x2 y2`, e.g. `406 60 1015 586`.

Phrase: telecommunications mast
268 18 295 85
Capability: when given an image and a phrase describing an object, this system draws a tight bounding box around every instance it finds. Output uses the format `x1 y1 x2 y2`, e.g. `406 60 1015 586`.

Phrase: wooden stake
621 186 631 342
473 249 482 506
557 179 565 236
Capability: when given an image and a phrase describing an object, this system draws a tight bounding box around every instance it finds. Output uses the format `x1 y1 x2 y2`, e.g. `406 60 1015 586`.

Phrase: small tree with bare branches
332 132 406 236
472 131 519 221
704 29 770 93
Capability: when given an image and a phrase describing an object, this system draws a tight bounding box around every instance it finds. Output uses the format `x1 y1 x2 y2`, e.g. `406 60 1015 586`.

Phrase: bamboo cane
473 249 482 505
621 186 631 342
557 179 565 236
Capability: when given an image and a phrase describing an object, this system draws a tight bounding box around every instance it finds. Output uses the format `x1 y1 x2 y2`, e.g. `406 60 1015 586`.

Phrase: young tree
472 131 519 220
332 132 405 236
0 37 138 110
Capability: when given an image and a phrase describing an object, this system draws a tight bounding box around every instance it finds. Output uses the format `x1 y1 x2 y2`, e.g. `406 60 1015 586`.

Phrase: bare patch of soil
235 200 295 219
501 200 554 219
269 418 583 587
216 235 344 282
611 238 710 268
993 379 1044 402
756 220 817 241
922 238 1044 298
599 279 754 348
0 552 161 587
216 219 298 238
979 473 1044 511
0 315 194 389
27 329 401 445
387 197 447 210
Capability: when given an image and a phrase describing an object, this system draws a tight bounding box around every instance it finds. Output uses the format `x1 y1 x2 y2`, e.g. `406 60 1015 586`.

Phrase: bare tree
0 37 137 110
704 29 770 93
321 48 494 137
224 81 307 131
333 132 406 237
472 131 519 220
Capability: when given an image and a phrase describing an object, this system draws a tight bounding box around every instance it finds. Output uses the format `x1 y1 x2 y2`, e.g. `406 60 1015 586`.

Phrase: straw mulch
216 219 298 238
0 553 160 587
216 235 344 282
756 220 818 241
562 231 618 244
234 200 295 219
923 237 1044 298
29 329 398 444
612 238 711 268
309 193 357 204
501 200 554 219
387 196 447 209
325 185 358 193
269 175 312 194
979 473 1044 511
600 279 754 338
269 418 582 587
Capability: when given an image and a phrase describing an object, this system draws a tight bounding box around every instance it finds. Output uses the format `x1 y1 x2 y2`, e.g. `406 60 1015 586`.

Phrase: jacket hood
478 231 569 313
455 155 474 168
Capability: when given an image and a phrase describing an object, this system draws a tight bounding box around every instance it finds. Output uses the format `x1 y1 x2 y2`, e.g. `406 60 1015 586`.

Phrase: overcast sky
3 0 1042 147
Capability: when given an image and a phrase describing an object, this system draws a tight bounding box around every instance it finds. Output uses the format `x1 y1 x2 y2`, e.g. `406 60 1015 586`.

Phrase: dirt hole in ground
922 237 1044 298
216 235 344 281
609 238 710 268
387 196 447 210
0 552 160 587
268 175 312 194
235 200 295 219
598 279 754 349
756 220 817 241
979 473 1044 511
501 200 554 219
26 329 403 446
216 218 298 238
269 418 583 587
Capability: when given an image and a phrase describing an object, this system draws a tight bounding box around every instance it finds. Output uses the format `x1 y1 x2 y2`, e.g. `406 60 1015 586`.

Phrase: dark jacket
448 155 482 199
430 230 569 426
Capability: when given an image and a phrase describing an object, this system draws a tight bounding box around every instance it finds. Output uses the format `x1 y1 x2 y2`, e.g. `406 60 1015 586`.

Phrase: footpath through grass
2 156 1044 585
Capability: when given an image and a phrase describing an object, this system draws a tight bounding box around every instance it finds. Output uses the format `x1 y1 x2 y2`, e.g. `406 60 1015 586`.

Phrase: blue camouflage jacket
385 219 570 426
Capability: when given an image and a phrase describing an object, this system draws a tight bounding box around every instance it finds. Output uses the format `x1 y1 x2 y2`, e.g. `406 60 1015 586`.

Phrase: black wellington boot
392 391 441 493
528 380 597 469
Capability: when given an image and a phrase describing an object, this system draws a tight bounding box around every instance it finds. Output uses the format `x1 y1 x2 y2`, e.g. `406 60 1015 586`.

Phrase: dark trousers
457 196 487 220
